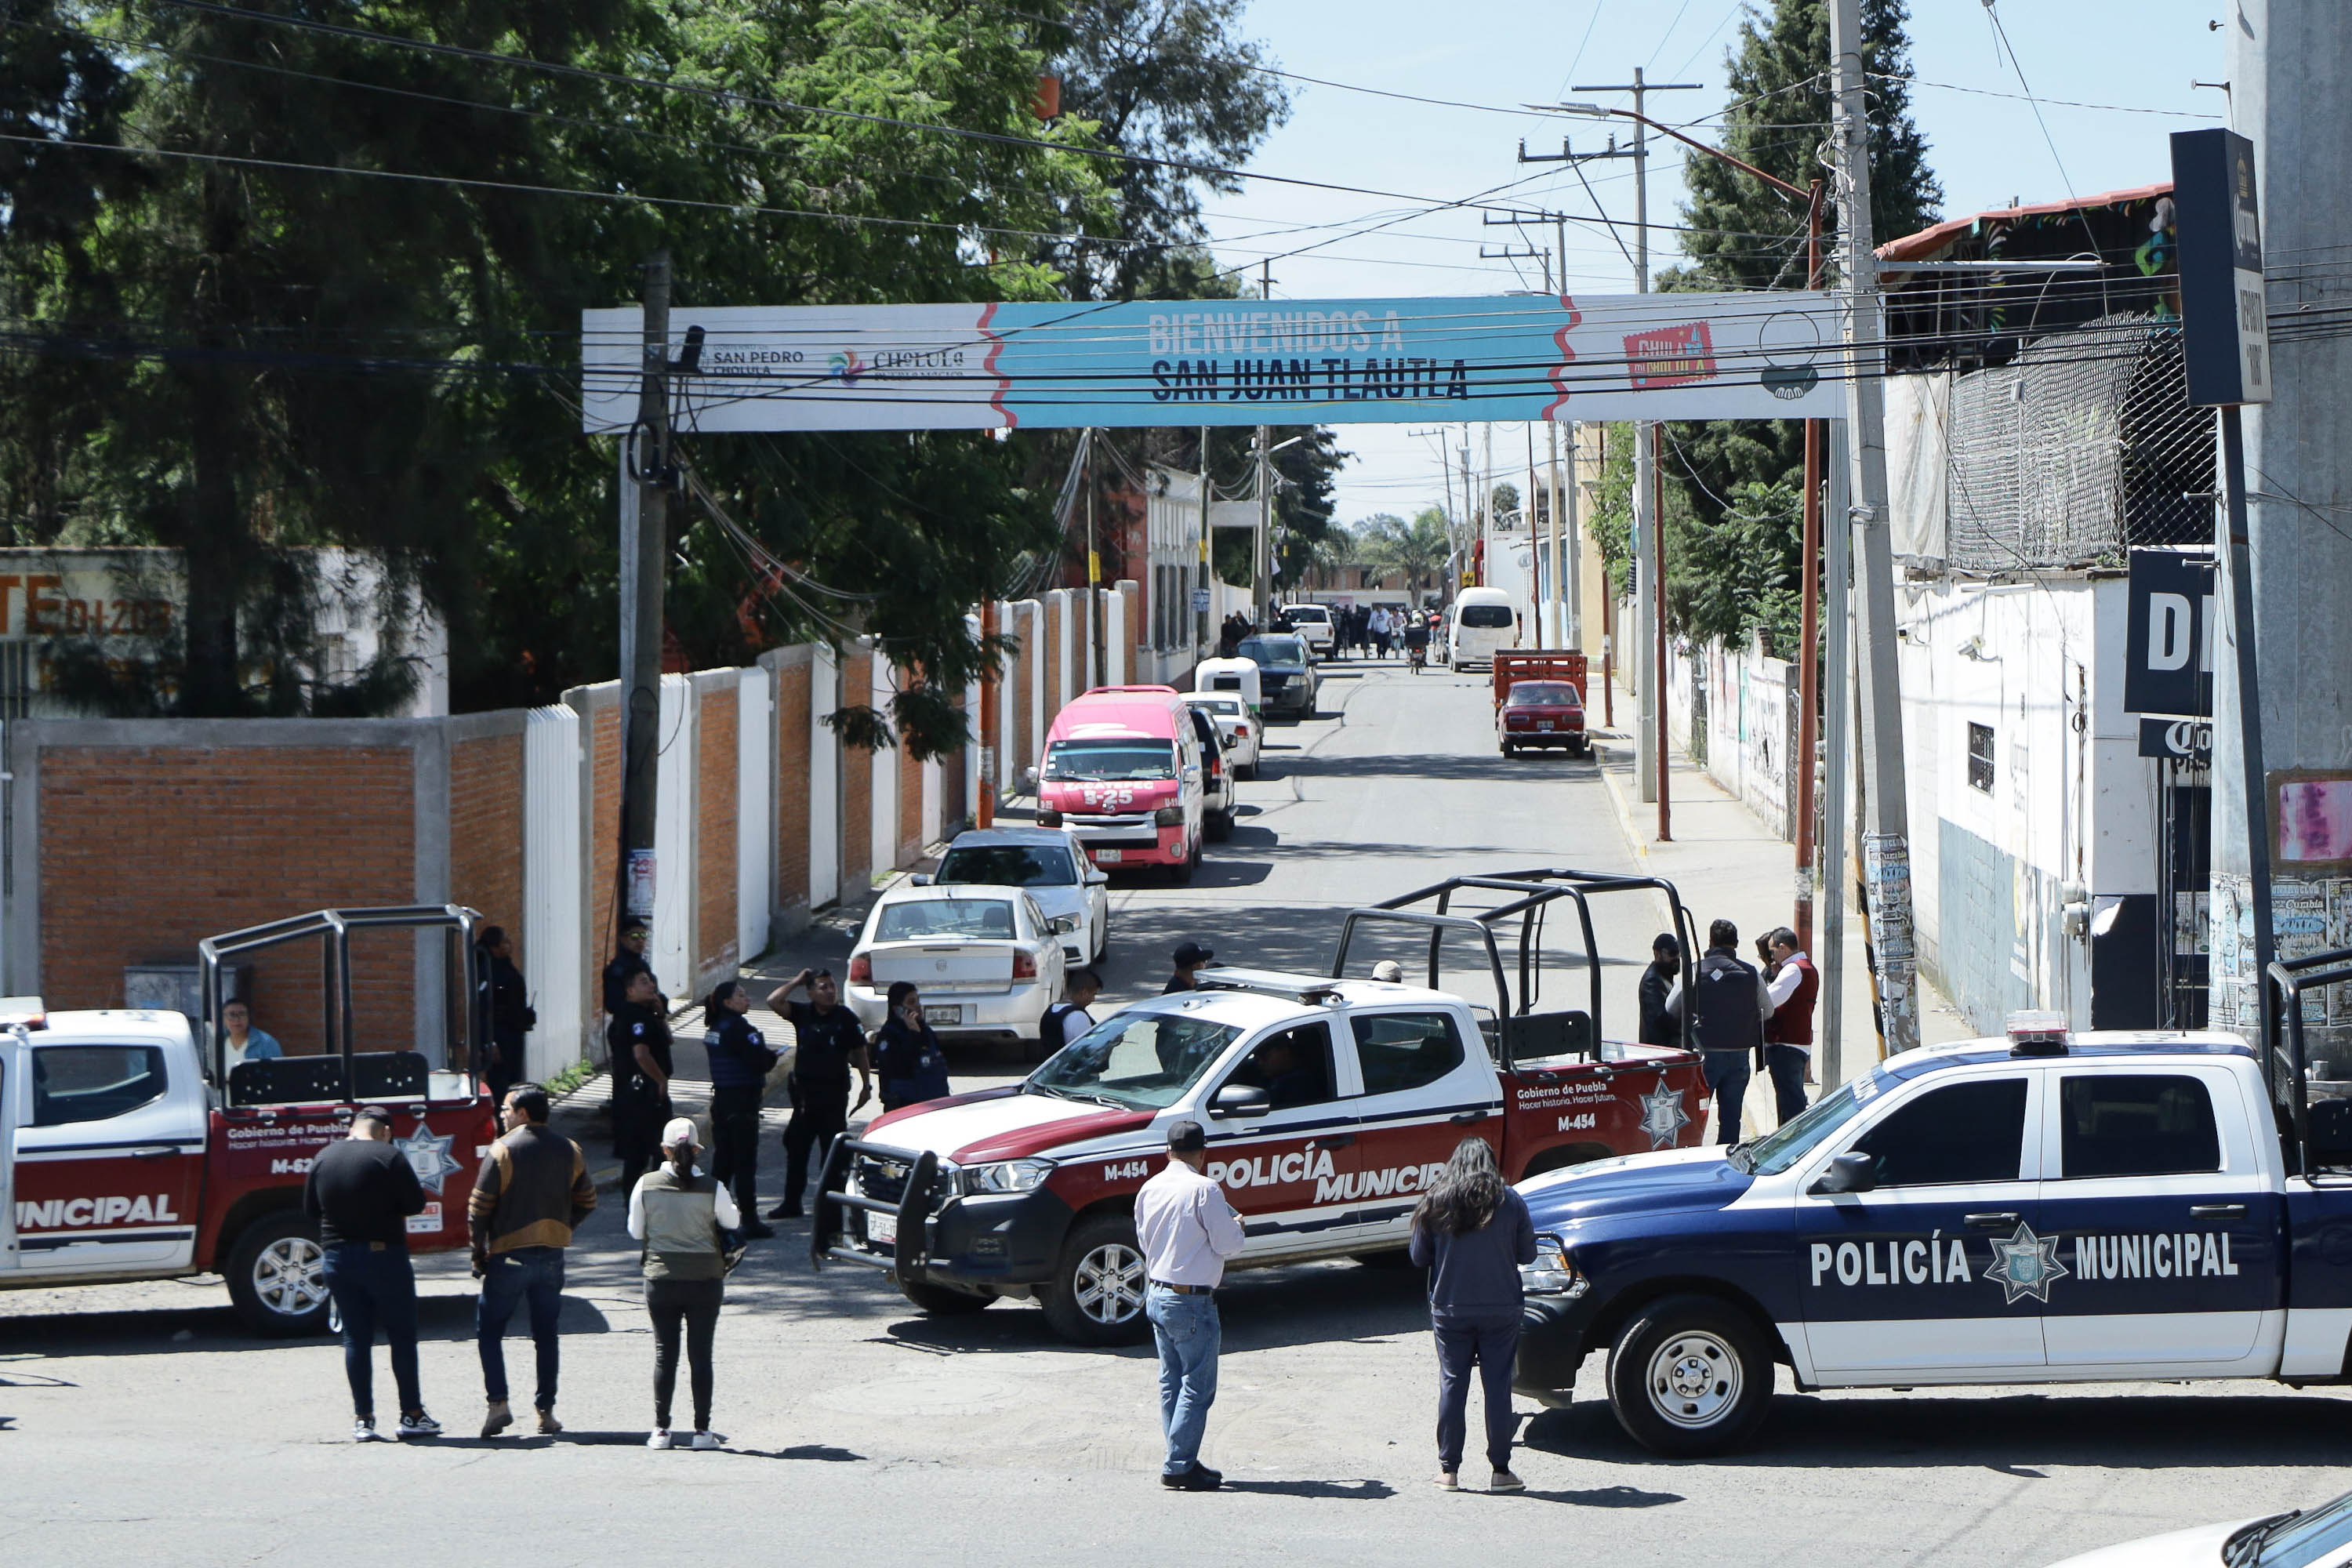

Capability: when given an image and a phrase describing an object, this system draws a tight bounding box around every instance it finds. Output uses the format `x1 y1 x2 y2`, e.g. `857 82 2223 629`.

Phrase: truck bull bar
809 1134 942 1276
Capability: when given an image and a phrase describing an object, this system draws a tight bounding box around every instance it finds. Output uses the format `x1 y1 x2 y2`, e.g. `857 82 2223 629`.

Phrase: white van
1279 601 1335 655
1448 586 1520 670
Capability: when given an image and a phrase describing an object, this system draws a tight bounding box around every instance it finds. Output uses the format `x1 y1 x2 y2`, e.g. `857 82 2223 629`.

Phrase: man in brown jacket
469 1083 597 1439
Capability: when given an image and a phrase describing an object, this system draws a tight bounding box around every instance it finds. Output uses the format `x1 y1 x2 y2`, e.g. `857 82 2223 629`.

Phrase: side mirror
909 873 933 887
1085 869 1109 885
1809 1150 1877 1196
1208 1083 1271 1120
1048 914 1079 935
1222 734 1238 750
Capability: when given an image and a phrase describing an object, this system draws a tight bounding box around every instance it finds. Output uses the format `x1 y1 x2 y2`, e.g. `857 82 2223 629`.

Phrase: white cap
1371 960 1404 983
661 1116 699 1149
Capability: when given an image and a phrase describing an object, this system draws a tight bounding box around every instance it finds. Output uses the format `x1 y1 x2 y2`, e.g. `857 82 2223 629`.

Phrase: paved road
5 656 2345 1566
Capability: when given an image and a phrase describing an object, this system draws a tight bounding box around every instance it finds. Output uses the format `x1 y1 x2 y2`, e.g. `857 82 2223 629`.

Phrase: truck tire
1605 1293 1773 1457
225 1210 334 1338
1039 1211 1151 1347
899 1276 995 1316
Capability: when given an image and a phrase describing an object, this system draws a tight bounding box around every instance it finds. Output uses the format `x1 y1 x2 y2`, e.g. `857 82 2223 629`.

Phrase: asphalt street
5 655 2346 1566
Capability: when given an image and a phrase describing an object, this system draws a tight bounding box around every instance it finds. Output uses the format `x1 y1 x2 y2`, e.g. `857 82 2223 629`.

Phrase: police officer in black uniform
1664 918 1773 1145
473 925 535 1110
764 968 873 1220
702 979 779 1239
609 968 673 1190
603 922 654 1015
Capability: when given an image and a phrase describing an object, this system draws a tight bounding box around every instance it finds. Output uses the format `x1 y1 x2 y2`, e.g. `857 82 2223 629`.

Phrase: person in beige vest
626 1117 739 1450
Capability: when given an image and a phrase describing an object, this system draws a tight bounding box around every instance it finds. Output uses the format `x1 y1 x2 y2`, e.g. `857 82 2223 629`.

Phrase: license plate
924 1004 961 1025
1537 721 1554 731
868 1210 897 1247
1094 849 1123 863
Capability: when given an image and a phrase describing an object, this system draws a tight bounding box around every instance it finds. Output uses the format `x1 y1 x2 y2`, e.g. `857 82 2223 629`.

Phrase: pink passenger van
1032 686 1207 880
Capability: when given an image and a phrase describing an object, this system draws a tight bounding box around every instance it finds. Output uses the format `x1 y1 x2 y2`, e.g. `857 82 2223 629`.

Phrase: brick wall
1044 597 1065 725
37 744 416 1053
449 732 524 960
898 735 924 867
1120 580 1143 687
840 648 873 892
696 685 738 989
774 658 811 923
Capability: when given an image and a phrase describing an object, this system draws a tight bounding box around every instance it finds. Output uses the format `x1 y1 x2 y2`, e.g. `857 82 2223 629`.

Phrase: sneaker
647 1429 675 1450
739 1221 777 1240
689 1430 720 1451
396 1412 442 1440
1160 1464 1221 1492
768 1203 803 1221
1489 1469 1526 1494
480 1400 513 1440
1436 1470 1461 1491
535 1408 563 1436
351 1417 390 1443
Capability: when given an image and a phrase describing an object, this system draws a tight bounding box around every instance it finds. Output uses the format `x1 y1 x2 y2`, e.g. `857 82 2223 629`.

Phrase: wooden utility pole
620 251 672 928
1795 181 1828 953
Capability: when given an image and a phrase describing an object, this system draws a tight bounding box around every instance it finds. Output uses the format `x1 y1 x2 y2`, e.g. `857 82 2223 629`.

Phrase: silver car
921 826 1112 966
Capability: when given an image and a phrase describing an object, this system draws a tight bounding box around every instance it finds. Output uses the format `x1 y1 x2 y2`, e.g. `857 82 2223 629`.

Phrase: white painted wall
736 666 774 964
652 673 695 1003
809 642 840 909
521 703 584 1079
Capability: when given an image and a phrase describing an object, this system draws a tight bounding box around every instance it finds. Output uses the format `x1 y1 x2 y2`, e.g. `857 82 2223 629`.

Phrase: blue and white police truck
1511 1009 2352 1456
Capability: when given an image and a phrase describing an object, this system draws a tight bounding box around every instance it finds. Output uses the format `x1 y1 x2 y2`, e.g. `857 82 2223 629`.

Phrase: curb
1592 739 1649 864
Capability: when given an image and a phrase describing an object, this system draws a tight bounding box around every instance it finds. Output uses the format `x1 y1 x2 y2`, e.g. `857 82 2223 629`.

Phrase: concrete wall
1664 632 1797 841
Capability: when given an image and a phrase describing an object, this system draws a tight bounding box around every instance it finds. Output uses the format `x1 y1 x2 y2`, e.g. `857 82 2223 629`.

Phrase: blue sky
1206 0 2227 526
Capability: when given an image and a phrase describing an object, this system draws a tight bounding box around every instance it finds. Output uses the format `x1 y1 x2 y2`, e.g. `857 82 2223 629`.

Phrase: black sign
2139 717 2214 764
2124 548 2216 717
2170 128 2271 407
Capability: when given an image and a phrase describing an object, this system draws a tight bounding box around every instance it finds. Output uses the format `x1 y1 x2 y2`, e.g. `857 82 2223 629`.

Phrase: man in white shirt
1762 926 1819 1126
1132 1119 1245 1491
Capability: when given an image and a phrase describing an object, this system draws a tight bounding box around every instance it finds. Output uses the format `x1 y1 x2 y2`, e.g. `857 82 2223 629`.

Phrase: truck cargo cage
2265 949 2352 1178
198 905 484 1109
1330 868 1700 1068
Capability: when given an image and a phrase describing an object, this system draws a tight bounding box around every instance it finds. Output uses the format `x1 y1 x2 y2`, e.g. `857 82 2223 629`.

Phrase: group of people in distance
1638 917 1819 1145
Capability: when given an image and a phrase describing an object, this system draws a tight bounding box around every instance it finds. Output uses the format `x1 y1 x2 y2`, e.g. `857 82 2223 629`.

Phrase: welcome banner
580 291 1845 434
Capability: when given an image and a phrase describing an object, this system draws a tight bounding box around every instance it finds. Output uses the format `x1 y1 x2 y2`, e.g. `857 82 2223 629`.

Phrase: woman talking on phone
873 981 952 1112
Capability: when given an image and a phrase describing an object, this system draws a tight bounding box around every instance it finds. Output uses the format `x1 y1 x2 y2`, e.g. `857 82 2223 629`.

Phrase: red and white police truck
0 907 494 1335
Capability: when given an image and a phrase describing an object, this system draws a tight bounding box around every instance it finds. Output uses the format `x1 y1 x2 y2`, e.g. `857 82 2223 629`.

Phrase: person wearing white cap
1370 960 1405 984
627 1116 740 1450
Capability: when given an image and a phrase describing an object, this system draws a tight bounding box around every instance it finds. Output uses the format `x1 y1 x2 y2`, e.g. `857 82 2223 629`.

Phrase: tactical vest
1690 949 1763 1054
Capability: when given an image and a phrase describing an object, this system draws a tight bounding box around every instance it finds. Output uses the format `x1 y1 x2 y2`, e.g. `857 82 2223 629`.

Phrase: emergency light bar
0 995 47 1031
2006 1011 2071 1056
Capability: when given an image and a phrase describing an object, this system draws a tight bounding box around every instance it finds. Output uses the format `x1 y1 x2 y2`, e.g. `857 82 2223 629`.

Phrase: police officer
609 969 673 1192
603 922 655 1015
1664 919 1773 1145
763 967 873 1221
1163 942 1214 994
1040 968 1100 1059
474 925 534 1111
702 980 779 1239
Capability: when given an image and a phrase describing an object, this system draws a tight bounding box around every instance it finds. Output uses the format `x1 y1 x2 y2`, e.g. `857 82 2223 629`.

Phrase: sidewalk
1590 728 1973 1116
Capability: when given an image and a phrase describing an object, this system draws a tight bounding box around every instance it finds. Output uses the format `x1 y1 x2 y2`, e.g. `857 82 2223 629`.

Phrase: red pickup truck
814 870 1708 1345
1 907 493 1335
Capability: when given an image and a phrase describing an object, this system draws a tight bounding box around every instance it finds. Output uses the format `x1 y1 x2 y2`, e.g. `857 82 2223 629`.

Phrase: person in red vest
1762 927 1818 1127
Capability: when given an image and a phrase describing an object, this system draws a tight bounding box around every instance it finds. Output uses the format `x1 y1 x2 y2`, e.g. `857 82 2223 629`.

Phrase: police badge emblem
1638 1081 1690 1149
1984 1221 2068 1305
394 1127 463 1195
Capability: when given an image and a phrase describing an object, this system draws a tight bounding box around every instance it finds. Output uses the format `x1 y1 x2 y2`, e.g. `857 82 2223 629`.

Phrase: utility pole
1254 261 1273 625
1821 422 1853 1083
1568 70 1701 812
1197 426 1212 653
1795 180 1828 954
620 250 673 930
1827 0 1919 1053
1085 430 1104 688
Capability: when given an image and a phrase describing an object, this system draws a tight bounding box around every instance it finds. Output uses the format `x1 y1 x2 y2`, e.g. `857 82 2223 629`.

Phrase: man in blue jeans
1132 1120 1245 1491
302 1105 440 1441
468 1083 598 1439
1664 917 1775 1144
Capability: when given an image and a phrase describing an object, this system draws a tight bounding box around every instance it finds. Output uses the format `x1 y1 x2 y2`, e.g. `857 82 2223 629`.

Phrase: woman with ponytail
626 1116 739 1450
1407 1137 1537 1493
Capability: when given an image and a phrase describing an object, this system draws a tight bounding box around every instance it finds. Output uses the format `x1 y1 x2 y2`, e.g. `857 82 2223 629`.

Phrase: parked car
1183 703 1236 840
1181 691 1261 780
847 883 1070 1048
1235 633 1317 719
1279 601 1336 655
923 827 1110 967
2049 1484 2352 1566
1033 686 1207 880
1497 678 1588 757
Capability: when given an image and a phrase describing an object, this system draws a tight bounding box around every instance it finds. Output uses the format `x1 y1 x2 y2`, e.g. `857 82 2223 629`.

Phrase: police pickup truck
0 908 493 1336
815 869 1713 1345
1512 1011 2352 1457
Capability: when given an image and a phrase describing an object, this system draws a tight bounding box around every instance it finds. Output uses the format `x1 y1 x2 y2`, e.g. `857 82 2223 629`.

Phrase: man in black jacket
764 967 872 1220
1636 933 1682 1049
470 1083 598 1440
474 925 534 1109
609 970 673 1192
601 923 654 1016
303 1107 438 1443
1664 919 1775 1145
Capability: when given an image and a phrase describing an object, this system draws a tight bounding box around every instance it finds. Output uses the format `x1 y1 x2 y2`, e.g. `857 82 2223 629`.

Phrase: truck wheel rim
1073 1242 1145 1325
1646 1330 1741 1430
256 1236 328 1317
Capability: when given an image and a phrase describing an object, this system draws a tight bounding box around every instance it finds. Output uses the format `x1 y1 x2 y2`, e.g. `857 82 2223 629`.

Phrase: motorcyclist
1403 614 1431 671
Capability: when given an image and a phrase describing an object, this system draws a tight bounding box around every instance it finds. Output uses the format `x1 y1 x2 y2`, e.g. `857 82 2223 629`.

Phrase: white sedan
1181 691 1260 781
2049 1486 2352 1566
922 827 1110 966
847 883 1070 1047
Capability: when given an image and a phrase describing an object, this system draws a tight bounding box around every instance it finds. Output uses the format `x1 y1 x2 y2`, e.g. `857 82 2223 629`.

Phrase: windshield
1029 1011 1242 1111
1285 605 1330 622
1508 682 1579 706
2245 1489 2352 1566
1457 604 1514 629
936 844 1076 887
1237 636 1307 667
1043 739 1175 782
1189 697 1243 717
873 898 1018 942
1742 1073 1882 1174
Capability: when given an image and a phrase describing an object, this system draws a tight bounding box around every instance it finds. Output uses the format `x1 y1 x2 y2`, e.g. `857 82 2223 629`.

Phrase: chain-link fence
1943 315 2215 573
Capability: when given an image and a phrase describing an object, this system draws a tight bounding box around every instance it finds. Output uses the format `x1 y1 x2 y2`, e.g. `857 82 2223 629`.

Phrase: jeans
484 1029 524 1111
710 1084 764 1221
1765 1044 1811 1128
322 1243 421 1420
1145 1285 1221 1475
1434 1314 1521 1472
477 1246 566 1410
1701 1049 1753 1145
782 1088 848 1210
647 1276 723 1431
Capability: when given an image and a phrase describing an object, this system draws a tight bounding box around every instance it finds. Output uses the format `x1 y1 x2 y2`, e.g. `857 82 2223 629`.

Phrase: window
2059 1074 2221 1178
1966 722 1996 792
32 1044 168 1127
936 844 1078 887
873 898 1017 942
1224 1023 1340 1110
1457 604 1514 629
1849 1077 2029 1187
1352 1011 1467 1097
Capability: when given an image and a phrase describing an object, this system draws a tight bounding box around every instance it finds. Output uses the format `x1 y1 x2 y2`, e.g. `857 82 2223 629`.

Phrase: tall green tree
1356 506 1451 601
